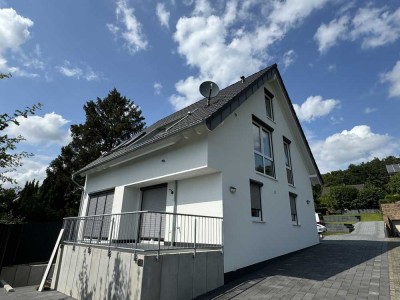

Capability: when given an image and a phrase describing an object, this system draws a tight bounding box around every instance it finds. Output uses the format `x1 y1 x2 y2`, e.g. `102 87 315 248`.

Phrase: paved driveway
202 221 400 300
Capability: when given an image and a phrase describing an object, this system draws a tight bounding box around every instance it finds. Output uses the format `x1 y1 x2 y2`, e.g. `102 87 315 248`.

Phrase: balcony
62 211 223 258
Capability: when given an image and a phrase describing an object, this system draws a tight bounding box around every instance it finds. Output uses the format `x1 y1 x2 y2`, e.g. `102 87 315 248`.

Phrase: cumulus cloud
170 0 328 110
380 60 400 98
293 95 340 122
314 5 400 52
3 112 72 146
314 15 349 53
154 82 163 95
282 49 296 69
0 8 40 76
156 3 170 28
311 125 399 173
56 60 102 81
107 0 148 54
2 155 51 188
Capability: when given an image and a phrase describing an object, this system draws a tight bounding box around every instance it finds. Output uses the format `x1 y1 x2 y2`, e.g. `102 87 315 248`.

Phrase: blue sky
1 0 400 186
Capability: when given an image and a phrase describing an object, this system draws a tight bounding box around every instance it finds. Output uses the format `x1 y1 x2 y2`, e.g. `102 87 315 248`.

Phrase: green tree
39 88 146 218
387 173 400 195
355 184 386 208
329 185 359 211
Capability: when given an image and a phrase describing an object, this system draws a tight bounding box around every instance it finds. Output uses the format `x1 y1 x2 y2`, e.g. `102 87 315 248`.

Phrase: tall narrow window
253 122 275 177
264 88 274 120
250 180 263 220
289 193 298 224
283 138 294 185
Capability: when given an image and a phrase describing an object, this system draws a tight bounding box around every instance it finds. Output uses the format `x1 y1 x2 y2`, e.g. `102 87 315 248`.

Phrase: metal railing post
193 218 197 257
157 213 162 261
108 217 114 257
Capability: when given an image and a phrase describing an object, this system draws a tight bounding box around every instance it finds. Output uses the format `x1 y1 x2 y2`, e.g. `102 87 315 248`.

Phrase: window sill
288 184 296 188
252 220 266 224
292 223 301 227
255 171 278 182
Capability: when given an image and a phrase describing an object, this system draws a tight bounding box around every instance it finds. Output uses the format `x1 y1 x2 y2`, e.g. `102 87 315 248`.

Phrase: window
84 190 114 239
250 180 263 220
283 138 294 185
289 193 298 224
253 122 275 177
264 88 274 120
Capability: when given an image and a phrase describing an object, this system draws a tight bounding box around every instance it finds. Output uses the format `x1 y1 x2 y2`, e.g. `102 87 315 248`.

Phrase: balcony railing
62 211 223 258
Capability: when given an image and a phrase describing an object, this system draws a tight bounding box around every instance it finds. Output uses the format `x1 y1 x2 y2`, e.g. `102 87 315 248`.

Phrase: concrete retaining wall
325 223 354 233
324 215 360 223
0 263 54 287
52 244 224 300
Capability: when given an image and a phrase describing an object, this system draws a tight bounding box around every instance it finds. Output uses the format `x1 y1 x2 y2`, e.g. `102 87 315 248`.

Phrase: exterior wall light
306 200 310 205
230 186 237 193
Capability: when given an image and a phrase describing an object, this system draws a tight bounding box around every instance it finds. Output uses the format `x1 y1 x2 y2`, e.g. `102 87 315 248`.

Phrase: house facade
52 64 322 299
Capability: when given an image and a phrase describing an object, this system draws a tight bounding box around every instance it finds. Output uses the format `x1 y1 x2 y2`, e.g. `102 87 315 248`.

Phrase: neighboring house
386 164 400 176
51 64 323 300
381 202 400 237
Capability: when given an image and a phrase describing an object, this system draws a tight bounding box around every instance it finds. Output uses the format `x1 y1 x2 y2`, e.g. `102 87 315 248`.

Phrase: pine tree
39 88 145 219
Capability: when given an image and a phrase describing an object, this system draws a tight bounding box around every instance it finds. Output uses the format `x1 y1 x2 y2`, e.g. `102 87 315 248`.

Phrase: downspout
71 173 85 217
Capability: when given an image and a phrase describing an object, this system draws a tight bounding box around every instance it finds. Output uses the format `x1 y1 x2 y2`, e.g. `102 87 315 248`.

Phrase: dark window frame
250 179 264 220
264 87 274 120
252 117 275 178
283 137 294 185
289 192 298 224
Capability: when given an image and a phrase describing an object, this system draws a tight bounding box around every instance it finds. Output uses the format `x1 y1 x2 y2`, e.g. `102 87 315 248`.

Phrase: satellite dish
199 81 220 106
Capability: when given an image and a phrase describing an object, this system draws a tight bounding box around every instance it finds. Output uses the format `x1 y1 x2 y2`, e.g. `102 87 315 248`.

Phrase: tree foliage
39 88 145 218
387 173 400 195
323 156 400 187
355 184 386 209
0 73 42 185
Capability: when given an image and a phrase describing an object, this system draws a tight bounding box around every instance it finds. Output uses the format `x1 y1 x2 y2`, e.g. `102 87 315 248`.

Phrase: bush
380 194 400 204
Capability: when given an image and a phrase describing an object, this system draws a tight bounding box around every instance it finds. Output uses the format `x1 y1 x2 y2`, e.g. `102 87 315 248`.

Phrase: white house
52 64 322 300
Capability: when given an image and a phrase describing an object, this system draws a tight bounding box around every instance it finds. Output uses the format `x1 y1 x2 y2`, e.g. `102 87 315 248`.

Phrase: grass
360 212 383 222
325 212 383 222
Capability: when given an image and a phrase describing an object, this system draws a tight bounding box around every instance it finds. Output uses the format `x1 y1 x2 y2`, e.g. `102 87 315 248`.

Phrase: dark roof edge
74 121 204 177
274 67 323 184
206 64 276 130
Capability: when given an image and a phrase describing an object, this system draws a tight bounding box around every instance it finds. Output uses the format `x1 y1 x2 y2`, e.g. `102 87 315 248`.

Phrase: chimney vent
240 76 245 83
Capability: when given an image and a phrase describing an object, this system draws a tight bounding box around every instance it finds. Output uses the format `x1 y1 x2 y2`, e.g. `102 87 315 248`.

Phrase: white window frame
253 120 275 178
283 138 294 185
289 193 298 225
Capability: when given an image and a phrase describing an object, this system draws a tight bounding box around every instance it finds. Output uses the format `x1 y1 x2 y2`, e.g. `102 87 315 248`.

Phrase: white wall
208 81 319 272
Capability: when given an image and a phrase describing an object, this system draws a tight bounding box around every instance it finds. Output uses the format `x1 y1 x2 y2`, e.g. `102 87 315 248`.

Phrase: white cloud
4 112 72 146
293 95 340 122
107 0 148 54
327 64 336 72
351 6 400 49
314 15 349 53
56 60 101 81
156 3 170 29
364 107 377 114
311 125 399 173
2 155 51 188
0 8 38 76
170 0 328 110
282 49 296 69
380 60 400 98
314 5 400 52
154 82 163 95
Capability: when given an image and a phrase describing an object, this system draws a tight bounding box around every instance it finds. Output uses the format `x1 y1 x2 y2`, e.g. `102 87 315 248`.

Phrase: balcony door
84 190 114 240
140 184 167 241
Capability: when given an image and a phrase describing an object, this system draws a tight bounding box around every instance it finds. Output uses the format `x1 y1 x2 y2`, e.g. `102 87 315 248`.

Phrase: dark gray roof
76 64 322 183
386 164 400 175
